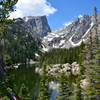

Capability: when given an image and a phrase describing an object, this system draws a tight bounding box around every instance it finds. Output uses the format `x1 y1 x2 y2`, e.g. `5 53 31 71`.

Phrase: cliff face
9 16 51 38
23 16 51 37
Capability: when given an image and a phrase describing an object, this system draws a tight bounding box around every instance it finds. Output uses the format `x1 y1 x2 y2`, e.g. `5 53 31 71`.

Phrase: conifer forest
0 0 100 100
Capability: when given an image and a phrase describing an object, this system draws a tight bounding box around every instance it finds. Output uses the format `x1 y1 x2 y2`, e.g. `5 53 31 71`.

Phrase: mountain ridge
9 14 100 52
42 14 100 51
12 16 51 38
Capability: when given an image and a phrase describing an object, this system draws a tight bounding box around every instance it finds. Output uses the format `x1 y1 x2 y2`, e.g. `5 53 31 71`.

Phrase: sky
10 0 100 30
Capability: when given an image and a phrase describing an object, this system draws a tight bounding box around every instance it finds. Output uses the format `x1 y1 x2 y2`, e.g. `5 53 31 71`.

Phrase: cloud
10 0 57 19
63 21 72 27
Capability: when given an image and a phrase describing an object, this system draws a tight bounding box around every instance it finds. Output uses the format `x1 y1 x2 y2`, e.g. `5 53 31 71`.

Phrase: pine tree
91 7 100 99
73 42 85 100
0 0 18 78
82 7 100 99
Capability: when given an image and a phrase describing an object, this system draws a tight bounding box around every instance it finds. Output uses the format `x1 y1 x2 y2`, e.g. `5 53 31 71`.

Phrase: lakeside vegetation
0 0 100 99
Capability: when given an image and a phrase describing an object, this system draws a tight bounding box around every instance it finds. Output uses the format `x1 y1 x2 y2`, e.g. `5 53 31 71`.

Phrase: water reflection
50 90 59 100
49 81 60 100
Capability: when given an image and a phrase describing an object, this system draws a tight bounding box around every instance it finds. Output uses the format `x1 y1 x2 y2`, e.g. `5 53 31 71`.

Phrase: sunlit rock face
23 16 51 37
38 62 80 77
42 14 100 50
71 62 80 75
9 16 51 38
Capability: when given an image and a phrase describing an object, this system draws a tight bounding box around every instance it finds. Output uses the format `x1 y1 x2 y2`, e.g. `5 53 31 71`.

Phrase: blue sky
10 0 100 30
47 0 100 30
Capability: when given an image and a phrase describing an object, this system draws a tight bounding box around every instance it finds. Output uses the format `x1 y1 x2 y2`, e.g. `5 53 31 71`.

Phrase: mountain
10 16 51 38
8 14 100 52
23 16 51 37
42 14 100 51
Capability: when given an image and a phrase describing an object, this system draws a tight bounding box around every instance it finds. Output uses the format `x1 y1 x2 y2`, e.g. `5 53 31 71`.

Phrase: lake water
6 65 40 99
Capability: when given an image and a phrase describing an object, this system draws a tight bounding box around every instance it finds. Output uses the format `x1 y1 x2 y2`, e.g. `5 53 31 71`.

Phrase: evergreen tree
0 0 18 77
82 7 100 99
91 7 100 98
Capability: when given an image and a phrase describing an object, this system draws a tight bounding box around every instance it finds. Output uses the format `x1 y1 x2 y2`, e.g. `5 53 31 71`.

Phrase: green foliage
37 64 51 100
3 52 12 66
0 0 18 71
0 0 41 99
57 75 73 100
40 46 83 67
0 65 40 99
81 12 100 99
0 2 99 100
3 96 10 100
37 76 50 100
1 18 40 66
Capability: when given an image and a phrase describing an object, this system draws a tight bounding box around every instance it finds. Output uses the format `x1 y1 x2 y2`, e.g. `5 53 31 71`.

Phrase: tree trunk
0 45 5 79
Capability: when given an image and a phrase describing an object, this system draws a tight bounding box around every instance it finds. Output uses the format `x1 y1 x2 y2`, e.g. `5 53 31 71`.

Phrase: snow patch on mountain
82 22 94 40
42 14 99 51
69 22 94 47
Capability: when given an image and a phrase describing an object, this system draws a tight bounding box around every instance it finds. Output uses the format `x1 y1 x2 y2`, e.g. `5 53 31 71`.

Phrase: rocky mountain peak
23 16 51 37
12 16 51 38
42 14 100 51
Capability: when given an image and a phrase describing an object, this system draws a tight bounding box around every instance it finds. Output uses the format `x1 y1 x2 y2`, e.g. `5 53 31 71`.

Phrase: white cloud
63 21 72 27
10 0 57 19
